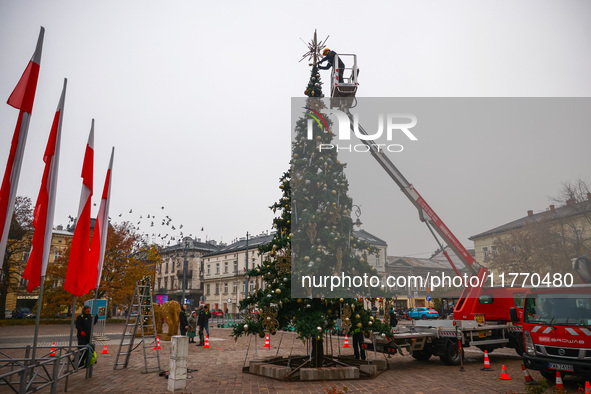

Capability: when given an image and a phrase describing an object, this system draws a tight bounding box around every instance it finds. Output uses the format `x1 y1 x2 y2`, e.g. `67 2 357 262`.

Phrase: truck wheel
540 369 560 380
412 349 432 361
514 334 524 356
440 342 463 365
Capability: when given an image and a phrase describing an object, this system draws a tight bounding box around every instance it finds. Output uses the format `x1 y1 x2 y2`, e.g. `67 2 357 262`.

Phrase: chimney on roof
549 205 555 213
57 224 63 230
527 210 534 217
566 198 576 206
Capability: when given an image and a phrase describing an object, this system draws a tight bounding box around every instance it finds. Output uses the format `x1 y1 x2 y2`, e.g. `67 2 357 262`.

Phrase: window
216 263 220 274
158 278 161 289
206 283 210 295
249 281 254 292
483 247 489 260
54 250 61 260
224 282 228 294
233 261 238 273
207 265 210 275
171 277 175 290
215 283 219 294
22 251 30 262
166 262 169 274
164 277 168 290
233 282 237 294
224 262 228 273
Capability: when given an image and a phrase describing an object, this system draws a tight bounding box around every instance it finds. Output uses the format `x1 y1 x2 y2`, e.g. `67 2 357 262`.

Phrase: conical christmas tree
233 34 390 368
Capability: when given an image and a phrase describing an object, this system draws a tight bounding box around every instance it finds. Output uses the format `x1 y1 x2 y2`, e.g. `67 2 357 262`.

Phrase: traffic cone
202 335 211 349
554 371 564 391
521 364 535 384
263 333 270 348
49 342 56 357
343 335 351 348
153 336 161 350
481 350 493 371
499 364 511 380
102 344 109 354
584 381 590 393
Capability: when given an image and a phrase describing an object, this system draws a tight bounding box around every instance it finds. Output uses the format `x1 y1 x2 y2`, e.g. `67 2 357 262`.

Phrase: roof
204 233 275 257
353 229 388 246
387 246 470 271
161 237 222 254
469 198 591 240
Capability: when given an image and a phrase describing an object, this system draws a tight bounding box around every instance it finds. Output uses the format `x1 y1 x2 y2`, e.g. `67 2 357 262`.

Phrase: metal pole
86 289 100 378
31 276 46 361
65 296 77 392
182 240 187 306
244 232 249 301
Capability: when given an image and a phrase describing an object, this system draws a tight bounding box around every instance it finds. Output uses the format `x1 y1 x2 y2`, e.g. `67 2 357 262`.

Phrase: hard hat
322 48 330 55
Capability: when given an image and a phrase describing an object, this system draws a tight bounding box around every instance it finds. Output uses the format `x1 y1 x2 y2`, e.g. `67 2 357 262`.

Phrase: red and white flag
64 121 94 297
84 147 114 294
22 79 67 292
0 27 44 269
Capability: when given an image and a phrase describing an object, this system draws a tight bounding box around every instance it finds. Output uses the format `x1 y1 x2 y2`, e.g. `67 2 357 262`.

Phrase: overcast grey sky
1 1 590 257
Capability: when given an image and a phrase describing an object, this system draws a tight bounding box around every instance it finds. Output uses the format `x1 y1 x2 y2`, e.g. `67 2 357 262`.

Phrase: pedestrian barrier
499 365 511 380
521 364 535 385
102 344 109 354
481 350 492 371
343 335 351 348
203 335 211 349
554 371 564 391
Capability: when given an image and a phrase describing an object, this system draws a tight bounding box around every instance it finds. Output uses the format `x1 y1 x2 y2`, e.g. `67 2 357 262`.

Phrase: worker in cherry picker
318 48 345 84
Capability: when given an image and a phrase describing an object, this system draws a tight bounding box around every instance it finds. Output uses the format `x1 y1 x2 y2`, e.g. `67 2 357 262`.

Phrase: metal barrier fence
0 345 88 394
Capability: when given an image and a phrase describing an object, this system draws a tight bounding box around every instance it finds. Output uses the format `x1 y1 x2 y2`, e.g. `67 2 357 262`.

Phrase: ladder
113 278 162 373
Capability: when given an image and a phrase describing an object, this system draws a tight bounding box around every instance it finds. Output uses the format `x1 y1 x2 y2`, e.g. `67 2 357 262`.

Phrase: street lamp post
182 239 188 305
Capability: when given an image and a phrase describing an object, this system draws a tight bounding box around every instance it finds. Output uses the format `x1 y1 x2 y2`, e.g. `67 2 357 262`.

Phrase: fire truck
510 257 591 379
325 58 528 362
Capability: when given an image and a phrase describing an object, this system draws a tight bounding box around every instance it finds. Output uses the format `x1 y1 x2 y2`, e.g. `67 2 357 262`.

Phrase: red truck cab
517 285 591 379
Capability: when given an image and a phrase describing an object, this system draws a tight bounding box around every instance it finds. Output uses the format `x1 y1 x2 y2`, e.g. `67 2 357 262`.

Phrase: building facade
154 237 221 307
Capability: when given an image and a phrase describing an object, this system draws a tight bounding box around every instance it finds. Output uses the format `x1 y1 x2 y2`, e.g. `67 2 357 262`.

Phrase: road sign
426 295 432 302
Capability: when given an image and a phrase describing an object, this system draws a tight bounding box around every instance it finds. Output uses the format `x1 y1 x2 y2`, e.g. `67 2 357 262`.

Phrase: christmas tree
232 32 391 368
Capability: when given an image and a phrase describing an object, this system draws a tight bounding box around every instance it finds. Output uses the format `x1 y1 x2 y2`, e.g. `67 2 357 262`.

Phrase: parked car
12 307 35 319
211 308 224 317
5 309 12 319
408 307 439 320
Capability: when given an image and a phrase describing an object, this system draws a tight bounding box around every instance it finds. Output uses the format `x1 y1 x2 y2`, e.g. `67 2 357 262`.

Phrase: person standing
187 311 197 343
197 305 211 346
75 305 97 367
179 304 189 336
389 307 398 330
351 326 366 361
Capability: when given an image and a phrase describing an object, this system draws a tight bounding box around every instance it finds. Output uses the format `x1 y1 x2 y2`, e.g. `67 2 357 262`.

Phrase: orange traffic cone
153 336 161 350
555 371 564 391
263 333 270 348
49 342 56 357
202 335 211 349
584 381 591 393
343 335 351 348
481 350 493 371
521 364 535 384
499 365 511 380
102 344 109 354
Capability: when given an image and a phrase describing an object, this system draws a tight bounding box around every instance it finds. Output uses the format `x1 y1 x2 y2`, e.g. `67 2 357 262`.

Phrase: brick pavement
1 323 589 393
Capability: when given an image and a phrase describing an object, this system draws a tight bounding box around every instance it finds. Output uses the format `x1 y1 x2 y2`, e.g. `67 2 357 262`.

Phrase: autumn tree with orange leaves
43 222 161 317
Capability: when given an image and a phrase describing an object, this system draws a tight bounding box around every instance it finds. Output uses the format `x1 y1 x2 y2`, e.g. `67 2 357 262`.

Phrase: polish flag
0 27 44 269
84 147 114 294
22 79 67 292
64 121 94 297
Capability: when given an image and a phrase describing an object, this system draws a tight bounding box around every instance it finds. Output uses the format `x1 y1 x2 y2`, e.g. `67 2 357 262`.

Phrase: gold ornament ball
339 298 344 302
355 314 360 319
370 316 374 321
275 289 281 294
297 298 302 303
368 321 373 326
356 323 363 328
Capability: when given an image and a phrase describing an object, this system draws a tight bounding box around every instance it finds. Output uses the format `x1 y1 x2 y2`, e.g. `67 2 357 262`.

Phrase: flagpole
31 276 46 361
64 295 76 392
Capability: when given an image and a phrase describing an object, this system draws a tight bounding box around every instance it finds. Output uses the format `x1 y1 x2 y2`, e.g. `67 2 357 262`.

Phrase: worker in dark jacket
318 48 345 83
75 305 98 368
351 325 366 361
196 305 211 346
179 304 189 336
76 305 98 346
389 307 398 329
